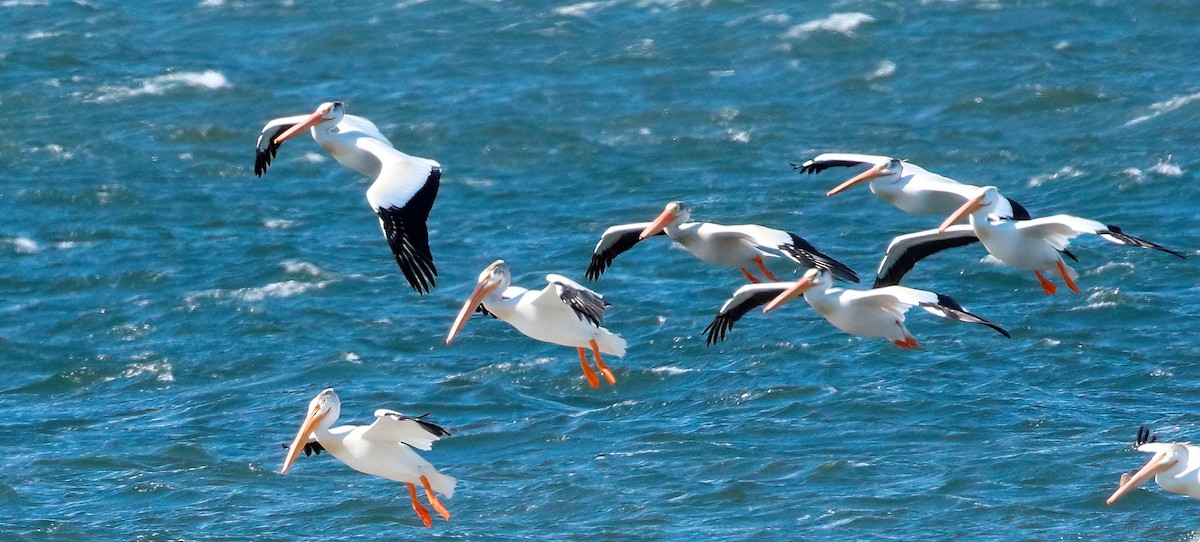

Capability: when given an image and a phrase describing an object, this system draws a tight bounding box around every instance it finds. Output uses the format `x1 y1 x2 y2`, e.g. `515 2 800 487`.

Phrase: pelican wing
874 225 980 288
539 274 610 327
253 114 314 177
1016 215 1185 258
365 147 443 294
793 153 890 174
585 222 666 280
714 224 861 283
702 282 791 345
360 409 451 451
848 286 1010 337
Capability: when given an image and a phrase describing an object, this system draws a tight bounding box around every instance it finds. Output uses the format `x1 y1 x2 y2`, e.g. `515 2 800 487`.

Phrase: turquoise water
2 1 1199 539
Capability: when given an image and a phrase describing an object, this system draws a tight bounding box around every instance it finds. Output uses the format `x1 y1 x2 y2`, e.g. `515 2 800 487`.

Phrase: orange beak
639 209 678 240
280 403 328 475
763 276 818 313
446 281 496 345
826 163 886 197
1107 451 1175 505
939 193 987 233
273 110 328 145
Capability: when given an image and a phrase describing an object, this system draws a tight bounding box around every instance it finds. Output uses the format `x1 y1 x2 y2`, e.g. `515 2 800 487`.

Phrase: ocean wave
784 12 874 38
185 279 330 304
1026 166 1084 188
92 70 231 103
1125 91 1200 126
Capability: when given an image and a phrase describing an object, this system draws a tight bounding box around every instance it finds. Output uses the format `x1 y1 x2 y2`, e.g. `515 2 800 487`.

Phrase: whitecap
8 236 39 254
93 70 231 103
867 60 896 80
281 260 325 277
554 1 610 17
784 12 874 38
1150 156 1183 176
186 280 329 304
1126 91 1200 126
650 366 693 375
1026 166 1084 188
263 218 298 229
108 358 175 383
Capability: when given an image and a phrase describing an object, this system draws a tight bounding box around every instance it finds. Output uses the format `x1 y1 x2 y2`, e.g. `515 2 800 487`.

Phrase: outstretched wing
719 224 860 283
585 222 666 280
360 409 451 451
793 153 890 175
367 155 442 294
254 114 313 177
874 225 980 288
541 274 610 327
702 282 791 346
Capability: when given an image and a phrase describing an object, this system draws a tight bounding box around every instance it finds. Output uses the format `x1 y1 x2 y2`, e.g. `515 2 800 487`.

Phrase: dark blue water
2 1 1198 539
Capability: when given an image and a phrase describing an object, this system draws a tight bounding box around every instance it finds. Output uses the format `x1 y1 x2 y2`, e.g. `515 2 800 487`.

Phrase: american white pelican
255 101 441 294
703 268 1009 348
1108 426 1200 504
585 201 859 284
446 260 626 388
884 186 1186 294
280 388 455 527
795 153 1031 220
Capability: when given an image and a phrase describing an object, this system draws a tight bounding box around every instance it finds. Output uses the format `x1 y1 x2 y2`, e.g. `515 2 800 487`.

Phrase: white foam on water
281 260 325 277
784 12 874 38
263 219 299 229
186 280 330 304
1026 166 1084 187
1150 156 1183 176
93 70 231 103
867 60 896 80
9 237 40 254
650 365 693 375
1126 91 1200 126
554 1 610 17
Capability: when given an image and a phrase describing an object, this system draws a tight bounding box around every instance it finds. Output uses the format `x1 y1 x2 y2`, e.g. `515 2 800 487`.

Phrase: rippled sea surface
3 1 1199 539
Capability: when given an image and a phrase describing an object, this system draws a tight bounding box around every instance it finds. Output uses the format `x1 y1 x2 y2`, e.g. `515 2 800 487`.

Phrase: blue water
2 1 1199 539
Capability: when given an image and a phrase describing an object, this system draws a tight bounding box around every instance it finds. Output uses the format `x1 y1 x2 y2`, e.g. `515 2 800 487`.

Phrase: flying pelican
1108 426 1200 504
446 260 626 388
876 186 1186 294
255 101 441 294
585 201 859 284
280 388 455 527
794 153 1032 220
703 268 1009 348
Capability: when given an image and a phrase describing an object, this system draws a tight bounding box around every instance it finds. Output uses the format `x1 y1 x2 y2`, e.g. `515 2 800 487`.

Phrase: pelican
703 268 1009 348
875 186 1187 294
280 388 455 527
447 260 626 388
1108 426 1200 504
255 101 441 294
585 201 859 284
795 153 1031 220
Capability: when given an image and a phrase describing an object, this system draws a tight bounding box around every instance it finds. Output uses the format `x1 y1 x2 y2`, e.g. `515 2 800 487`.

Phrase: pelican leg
1034 271 1057 295
420 475 451 522
589 339 617 386
891 336 920 349
1056 260 1081 294
407 482 433 527
577 348 600 388
739 267 762 283
753 256 781 282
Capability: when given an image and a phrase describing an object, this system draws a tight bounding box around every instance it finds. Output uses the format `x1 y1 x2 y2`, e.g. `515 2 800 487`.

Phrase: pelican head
939 186 1001 232
273 101 346 145
446 260 511 345
763 268 831 313
639 201 691 239
826 158 902 197
1107 442 1188 505
281 388 341 475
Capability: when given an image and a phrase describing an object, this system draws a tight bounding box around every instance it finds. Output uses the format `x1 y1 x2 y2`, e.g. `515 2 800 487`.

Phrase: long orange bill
939 193 987 233
446 282 492 345
826 163 884 197
639 209 677 239
763 277 816 313
273 110 326 145
280 404 327 475
1107 452 1172 505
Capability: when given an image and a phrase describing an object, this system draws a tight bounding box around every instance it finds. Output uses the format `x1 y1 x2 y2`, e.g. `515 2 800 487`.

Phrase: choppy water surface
2 1 1199 539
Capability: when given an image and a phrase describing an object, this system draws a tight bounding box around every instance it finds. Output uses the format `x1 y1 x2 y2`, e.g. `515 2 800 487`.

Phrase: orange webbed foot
420 475 451 522
577 348 599 388
1034 271 1057 295
408 483 433 527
